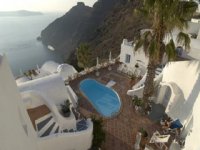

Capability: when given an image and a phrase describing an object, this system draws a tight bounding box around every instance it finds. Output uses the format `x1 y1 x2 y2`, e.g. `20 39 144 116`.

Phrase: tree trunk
143 59 157 109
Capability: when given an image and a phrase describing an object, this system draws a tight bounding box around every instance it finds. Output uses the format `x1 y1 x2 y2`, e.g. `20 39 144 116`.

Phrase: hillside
40 0 149 65
41 2 92 58
88 0 149 59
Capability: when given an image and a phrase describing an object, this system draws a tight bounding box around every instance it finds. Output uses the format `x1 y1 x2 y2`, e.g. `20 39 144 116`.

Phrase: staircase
35 113 60 137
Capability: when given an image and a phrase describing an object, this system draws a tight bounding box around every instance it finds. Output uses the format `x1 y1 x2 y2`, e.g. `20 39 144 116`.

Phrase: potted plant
139 128 148 138
60 100 71 117
139 128 149 149
132 96 143 111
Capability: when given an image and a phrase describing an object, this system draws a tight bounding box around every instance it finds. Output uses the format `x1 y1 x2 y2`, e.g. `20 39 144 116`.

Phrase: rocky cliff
41 0 148 63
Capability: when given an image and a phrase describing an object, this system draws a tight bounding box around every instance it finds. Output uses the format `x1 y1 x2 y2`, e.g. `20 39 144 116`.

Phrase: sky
0 0 97 12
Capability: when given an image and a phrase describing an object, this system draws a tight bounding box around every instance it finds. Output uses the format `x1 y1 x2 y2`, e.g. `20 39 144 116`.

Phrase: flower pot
135 106 141 111
63 111 71 117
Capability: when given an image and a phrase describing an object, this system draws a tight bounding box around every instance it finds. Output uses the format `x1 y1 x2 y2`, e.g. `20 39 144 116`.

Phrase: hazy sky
0 0 97 12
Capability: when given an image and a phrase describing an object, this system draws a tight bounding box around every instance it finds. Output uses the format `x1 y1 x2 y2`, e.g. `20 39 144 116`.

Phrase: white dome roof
41 61 59 74
57 64 77 80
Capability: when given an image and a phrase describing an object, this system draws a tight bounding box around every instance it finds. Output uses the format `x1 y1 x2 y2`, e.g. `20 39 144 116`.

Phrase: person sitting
162 119 183 134
160 116 173 127
162 120 171 129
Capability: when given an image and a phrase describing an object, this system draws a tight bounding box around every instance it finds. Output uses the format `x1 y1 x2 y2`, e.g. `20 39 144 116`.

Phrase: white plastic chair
149 131 170 150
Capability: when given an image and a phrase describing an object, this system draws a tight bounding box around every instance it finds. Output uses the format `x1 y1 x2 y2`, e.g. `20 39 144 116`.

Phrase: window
125 54 131 63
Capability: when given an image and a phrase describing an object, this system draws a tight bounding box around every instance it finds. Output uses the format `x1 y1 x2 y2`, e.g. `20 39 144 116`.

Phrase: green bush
77 43 93 69
91 116 106 149
132 96 143 107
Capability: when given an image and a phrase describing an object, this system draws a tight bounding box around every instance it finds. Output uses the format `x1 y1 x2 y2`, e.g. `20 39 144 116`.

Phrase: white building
119 39 149 76
0 54 93 150
155 61 200 150
171 21 200 60
122 21 200 149
120 21 200 68
126 58 200 149
16 61 77 85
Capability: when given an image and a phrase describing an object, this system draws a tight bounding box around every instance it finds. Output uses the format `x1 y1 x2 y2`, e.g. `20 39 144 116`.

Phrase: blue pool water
80 79 121 117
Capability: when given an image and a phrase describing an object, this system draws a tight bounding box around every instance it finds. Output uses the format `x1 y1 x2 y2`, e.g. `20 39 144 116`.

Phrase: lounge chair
149 131 170 150
106 80 116 88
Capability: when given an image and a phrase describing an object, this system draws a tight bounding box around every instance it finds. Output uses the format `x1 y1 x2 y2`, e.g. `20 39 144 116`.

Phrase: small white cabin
119 39 149 76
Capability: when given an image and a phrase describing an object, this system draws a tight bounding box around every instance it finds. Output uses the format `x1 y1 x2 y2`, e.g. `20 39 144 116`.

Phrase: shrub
132 96 143 107
91 116 106 149
139 128 148 138
60 100 71 117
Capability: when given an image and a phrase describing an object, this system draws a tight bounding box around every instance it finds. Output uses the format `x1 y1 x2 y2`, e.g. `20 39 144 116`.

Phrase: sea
0 13 64 77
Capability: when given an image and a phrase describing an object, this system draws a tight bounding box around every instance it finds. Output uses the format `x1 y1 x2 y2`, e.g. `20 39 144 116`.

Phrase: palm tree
134 0 197 110
77 43 93 69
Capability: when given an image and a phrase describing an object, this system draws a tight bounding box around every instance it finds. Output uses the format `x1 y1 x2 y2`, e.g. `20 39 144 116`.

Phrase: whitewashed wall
0 55 38 150
0 55 93 150
156 61 200 149
162 61 200 100
18 74 69 106
183 93 200 150
186 22 200 35
120 39 149 74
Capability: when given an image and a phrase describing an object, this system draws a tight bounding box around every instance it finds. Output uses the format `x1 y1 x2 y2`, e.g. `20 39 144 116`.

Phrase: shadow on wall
183 73 200 117
186 61 200 74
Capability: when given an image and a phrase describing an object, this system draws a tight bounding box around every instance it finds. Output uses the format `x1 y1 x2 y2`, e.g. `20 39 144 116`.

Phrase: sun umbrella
109 51 112 63
96 57 99 68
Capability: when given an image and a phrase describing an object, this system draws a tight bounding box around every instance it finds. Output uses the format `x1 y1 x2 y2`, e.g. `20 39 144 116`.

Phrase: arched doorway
176 46 184 57
156 85 172 108
162 86 172 107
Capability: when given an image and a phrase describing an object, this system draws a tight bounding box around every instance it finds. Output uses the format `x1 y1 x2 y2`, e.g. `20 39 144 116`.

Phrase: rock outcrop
41 0 148 63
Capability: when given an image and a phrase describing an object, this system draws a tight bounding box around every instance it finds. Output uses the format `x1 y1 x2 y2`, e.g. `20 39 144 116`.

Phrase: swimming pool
80 79 121 117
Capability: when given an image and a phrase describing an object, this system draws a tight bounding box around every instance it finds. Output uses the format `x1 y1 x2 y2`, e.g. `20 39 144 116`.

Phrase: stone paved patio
69 64 164 150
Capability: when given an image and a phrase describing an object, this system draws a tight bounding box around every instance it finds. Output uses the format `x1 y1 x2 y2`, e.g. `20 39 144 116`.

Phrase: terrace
69 63 169 150
27 104 50 130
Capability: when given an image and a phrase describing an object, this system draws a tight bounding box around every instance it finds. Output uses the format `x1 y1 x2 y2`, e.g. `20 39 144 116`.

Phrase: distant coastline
0 10 43 17
0 13 62 76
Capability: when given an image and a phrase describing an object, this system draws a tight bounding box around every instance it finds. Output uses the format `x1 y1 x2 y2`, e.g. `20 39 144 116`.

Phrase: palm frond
165 39 176 61
176 32 191 51
134 39 144 51
178 1 198 19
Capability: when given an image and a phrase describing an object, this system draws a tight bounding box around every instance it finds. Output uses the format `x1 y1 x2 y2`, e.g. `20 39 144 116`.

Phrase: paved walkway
69 64 162 150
